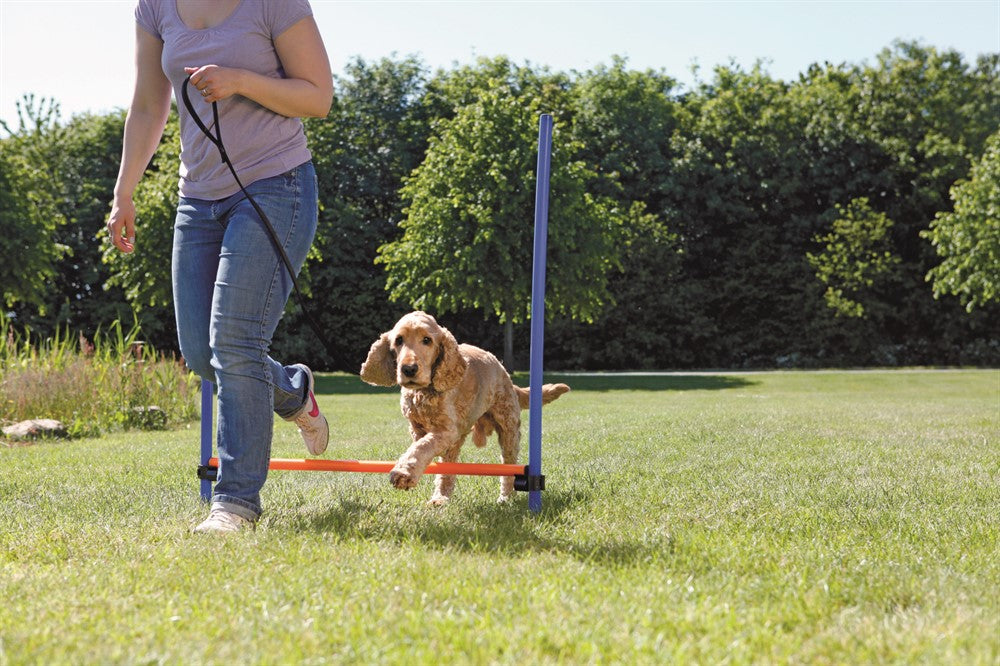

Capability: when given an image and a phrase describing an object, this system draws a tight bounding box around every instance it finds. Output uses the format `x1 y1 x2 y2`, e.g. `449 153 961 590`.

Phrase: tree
37 111 136 337
923 132 1000 311
807 198 901 318
0 96 68 312
2 98 165 346
377 85 623 368
570 56 678 207
100 112 180 349
545 60 686 369
659 63 823 366
841 43 1000 360
270 56 435 371
423 56 572 124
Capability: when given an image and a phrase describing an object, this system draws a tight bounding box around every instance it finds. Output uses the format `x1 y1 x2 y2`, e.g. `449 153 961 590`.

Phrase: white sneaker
193 508 253 533
283 364 329 456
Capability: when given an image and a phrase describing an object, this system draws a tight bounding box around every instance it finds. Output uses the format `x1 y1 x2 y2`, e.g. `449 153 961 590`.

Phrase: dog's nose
401 364 418 378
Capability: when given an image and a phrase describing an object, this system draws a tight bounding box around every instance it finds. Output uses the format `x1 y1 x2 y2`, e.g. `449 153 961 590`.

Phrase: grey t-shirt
135 0 314 200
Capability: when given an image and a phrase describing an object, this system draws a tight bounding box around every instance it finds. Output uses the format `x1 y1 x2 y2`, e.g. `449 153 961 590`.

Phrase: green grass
1 369 997 664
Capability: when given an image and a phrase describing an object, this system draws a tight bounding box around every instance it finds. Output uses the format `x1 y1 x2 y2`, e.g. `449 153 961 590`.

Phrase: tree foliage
0 97 68 311
808 198 900 318
923 132 1000 311
270 57 435 370
380 85 622 328
102 114 179 312
5 42 999 369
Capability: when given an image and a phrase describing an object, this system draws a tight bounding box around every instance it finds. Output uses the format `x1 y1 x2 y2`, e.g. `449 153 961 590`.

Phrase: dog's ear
360 333 396 386
432 326 466 391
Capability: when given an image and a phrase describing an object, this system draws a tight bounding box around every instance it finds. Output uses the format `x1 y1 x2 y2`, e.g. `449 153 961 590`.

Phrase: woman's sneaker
284 364 329 456
193 508 254 533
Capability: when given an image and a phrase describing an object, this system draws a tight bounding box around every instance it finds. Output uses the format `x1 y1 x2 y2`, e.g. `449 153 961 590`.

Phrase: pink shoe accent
283 365 329 456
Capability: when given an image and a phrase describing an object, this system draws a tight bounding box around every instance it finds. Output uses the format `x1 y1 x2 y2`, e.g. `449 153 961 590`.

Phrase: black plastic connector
514 473 545 492
197 464 218 482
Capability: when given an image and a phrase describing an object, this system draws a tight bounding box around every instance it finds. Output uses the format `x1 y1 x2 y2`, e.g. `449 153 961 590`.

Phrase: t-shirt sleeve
266 0 313 38
134 0 162 40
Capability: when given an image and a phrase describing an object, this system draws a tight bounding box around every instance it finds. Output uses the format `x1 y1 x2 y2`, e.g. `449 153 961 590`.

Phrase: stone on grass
128 405 168 430
2 419 68 441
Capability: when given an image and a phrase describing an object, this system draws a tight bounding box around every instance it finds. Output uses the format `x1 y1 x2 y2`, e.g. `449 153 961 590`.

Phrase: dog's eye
394 336 403 347
422 336 432 346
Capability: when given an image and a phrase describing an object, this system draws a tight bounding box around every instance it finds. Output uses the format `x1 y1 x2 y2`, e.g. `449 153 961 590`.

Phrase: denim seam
259 168 301 394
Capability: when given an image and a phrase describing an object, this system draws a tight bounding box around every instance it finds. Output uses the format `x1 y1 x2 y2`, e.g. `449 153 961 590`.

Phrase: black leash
180 76 354 374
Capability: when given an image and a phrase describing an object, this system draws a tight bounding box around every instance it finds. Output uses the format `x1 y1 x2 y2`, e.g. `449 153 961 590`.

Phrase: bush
0 315 198 438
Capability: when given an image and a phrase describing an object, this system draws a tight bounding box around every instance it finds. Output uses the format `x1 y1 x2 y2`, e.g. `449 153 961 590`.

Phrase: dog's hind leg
493 401 521 503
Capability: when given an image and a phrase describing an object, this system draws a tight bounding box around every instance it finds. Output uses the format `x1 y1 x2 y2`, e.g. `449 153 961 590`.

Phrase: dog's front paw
389 466 419 490
426 495 450 507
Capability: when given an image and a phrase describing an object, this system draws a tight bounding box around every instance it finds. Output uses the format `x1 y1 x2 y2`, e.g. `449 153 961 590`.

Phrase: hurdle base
514 474 545 492
197 465 218 482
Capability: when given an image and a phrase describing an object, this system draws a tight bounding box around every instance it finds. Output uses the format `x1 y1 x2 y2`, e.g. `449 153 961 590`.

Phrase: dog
360 311 569 505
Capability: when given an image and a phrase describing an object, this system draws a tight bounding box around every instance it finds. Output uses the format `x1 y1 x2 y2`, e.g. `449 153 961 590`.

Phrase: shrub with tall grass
0 314 198 438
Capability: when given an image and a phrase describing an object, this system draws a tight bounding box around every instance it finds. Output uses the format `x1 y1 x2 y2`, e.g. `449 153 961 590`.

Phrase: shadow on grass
315 372 756 395
532 373 757 392
313 374 396 395
284 486 672 567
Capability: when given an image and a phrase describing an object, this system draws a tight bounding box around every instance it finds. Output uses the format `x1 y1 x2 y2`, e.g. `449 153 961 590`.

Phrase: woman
107 0 334 533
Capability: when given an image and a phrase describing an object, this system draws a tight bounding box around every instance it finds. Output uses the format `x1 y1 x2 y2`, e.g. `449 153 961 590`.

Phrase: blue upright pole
199 379 213 501
528 114 553 513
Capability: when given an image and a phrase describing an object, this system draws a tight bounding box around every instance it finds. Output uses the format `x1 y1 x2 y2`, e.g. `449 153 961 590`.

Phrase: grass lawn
1 369 997 664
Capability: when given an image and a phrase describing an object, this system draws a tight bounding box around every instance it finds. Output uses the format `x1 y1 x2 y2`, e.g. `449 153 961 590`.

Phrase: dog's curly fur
360 311 569 505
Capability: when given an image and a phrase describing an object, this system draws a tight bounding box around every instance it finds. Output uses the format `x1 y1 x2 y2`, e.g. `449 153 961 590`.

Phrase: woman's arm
185 16 333 118
108 25 173 254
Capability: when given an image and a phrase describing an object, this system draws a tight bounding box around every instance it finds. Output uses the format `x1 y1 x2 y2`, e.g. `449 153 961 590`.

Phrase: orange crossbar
207 457 525 477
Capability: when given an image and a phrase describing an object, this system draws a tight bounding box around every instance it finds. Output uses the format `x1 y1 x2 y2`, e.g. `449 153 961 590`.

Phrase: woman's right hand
105 25 172 255
107 196 136 253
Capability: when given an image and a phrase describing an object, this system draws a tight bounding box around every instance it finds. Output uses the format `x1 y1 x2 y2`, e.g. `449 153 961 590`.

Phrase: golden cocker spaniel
360 311 569 504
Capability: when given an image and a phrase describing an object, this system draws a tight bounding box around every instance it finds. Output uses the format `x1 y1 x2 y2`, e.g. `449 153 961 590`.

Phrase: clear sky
1 0 998 130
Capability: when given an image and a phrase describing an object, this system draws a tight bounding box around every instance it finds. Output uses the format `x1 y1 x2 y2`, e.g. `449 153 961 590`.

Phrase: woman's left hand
185 65 243 104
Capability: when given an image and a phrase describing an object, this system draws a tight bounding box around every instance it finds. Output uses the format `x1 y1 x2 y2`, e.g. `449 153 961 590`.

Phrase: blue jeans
172 161 318 520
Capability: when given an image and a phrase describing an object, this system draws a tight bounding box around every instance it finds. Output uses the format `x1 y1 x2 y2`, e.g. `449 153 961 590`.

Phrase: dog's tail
513 383 570 410
473 384 570 447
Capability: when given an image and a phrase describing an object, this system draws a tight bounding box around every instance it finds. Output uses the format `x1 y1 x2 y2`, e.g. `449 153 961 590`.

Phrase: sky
1 0 998 130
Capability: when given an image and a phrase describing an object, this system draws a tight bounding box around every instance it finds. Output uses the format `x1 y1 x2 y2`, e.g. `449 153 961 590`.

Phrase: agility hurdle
198 114 555 512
